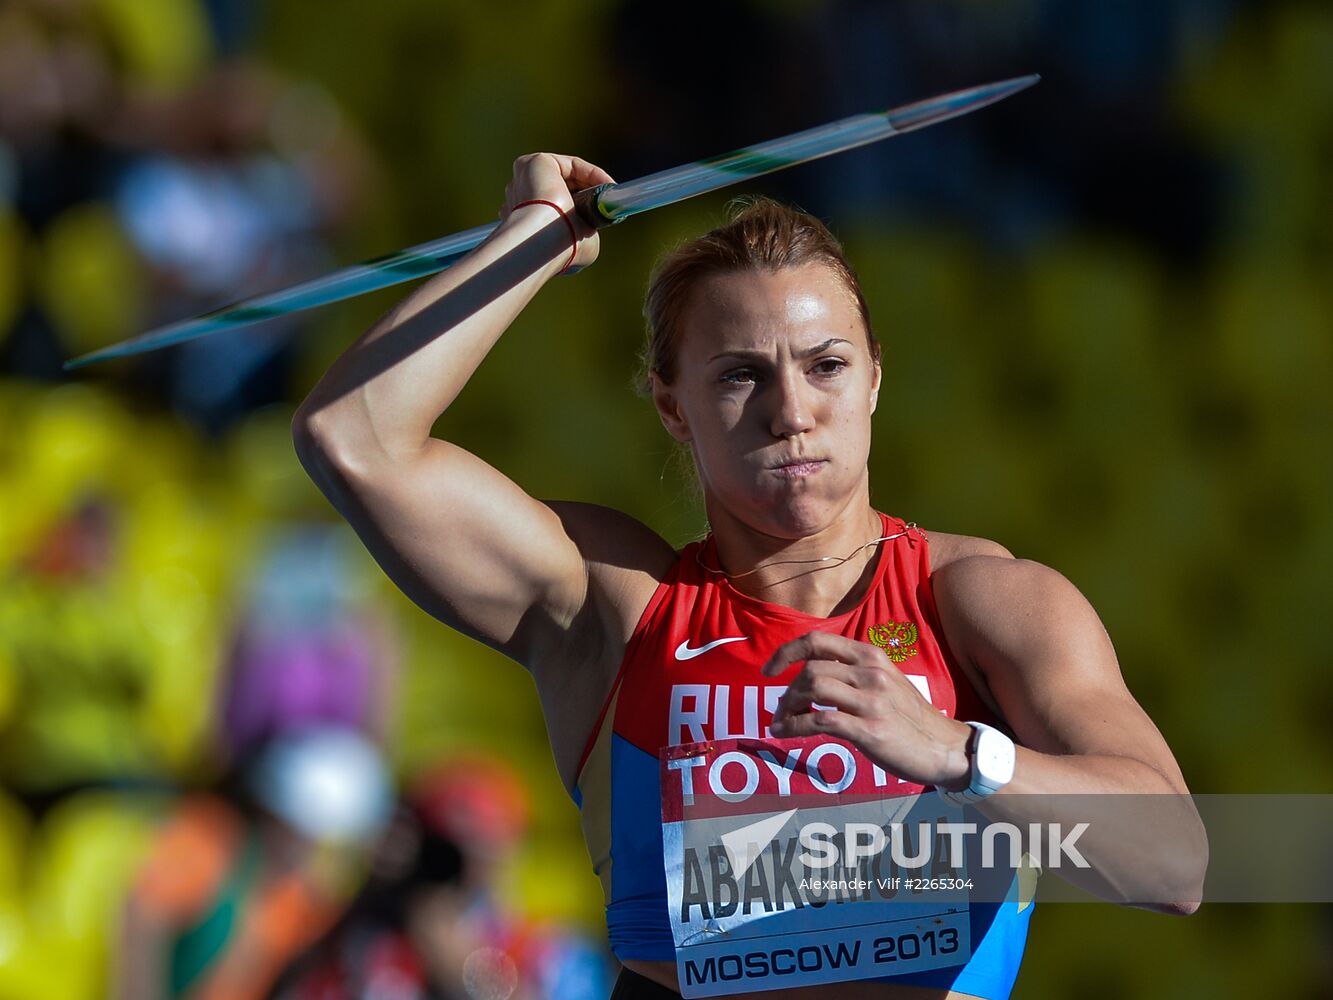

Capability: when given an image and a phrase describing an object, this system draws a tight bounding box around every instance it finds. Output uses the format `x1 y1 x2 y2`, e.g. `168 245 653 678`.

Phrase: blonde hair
640 198 878 391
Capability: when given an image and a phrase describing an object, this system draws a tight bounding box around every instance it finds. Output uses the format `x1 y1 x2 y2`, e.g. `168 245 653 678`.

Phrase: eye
719 368 758 385
811 358 849 378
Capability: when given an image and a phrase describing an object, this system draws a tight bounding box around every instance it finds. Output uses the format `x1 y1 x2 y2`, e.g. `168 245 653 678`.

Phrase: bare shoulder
929 542 1112 695
545 500 678 640
928 532 1089 627
925 528 1014 572
924 531 1104 678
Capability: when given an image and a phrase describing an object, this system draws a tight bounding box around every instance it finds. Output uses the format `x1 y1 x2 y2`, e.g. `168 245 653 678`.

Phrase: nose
769 370 816 439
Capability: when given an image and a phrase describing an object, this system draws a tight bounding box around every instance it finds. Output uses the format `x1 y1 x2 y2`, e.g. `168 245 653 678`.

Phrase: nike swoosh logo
674 636 749 660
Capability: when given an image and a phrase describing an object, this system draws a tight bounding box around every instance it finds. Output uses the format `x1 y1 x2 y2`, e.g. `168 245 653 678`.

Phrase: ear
869 360 882 415
650 372 692 443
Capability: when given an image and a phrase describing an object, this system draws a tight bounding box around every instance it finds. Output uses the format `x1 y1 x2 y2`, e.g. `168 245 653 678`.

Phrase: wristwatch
938 721 1016 805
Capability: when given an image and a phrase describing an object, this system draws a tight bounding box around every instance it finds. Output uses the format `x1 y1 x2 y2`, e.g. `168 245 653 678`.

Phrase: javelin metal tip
883 73 1040 133
977 73 1042 101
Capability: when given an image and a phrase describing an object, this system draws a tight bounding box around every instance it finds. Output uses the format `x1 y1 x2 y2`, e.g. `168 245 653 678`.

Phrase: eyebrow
708 338 853 363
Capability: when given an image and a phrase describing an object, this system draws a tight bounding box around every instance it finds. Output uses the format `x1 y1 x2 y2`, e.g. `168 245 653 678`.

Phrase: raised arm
291 154 662 675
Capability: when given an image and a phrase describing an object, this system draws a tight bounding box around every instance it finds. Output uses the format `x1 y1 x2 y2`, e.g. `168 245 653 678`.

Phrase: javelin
65 74 1038 369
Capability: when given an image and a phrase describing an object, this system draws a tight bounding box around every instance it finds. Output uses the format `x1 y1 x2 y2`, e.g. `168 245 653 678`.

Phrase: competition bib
661 735 973 998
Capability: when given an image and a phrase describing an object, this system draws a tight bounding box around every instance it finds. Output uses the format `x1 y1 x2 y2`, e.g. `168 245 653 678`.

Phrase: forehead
678 264 864 353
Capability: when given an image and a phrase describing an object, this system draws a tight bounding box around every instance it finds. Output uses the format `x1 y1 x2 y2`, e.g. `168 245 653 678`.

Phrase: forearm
932 718 1205 912
766 631 1208 914
977 747 1208 913
1003 744 1181 796
294 204 572 466
927 556 1208 911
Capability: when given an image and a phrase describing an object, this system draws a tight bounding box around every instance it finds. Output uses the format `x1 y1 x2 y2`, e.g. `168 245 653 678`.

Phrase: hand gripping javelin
65 75 1038 369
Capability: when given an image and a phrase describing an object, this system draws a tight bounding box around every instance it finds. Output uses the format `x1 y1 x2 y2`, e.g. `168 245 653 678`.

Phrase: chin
730 488 843 541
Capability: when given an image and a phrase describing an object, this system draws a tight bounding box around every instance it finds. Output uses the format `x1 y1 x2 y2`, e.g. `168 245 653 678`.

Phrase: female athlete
293 153 1206 999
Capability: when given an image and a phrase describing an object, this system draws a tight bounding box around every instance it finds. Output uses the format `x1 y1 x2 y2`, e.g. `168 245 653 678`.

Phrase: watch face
973 726 1016 789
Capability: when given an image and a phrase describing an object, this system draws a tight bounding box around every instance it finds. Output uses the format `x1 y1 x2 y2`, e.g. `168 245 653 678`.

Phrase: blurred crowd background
0 0 1329 997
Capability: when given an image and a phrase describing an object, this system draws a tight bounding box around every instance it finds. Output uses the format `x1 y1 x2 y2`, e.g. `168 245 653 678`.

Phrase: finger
773 675 864 725
770 704 864 741
546 153 616 188
779 659 864 698
542 156 612 193
567 155 616 187
509 153 574 201
761 631 886 678
511 152 542 179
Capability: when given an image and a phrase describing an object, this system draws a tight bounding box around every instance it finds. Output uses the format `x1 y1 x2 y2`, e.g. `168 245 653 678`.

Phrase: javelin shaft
593 75 1038 222
65 224 497 362
65 74 1037 369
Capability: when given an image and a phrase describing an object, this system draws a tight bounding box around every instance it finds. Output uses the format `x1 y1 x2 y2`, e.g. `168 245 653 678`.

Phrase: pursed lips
768 458 827 479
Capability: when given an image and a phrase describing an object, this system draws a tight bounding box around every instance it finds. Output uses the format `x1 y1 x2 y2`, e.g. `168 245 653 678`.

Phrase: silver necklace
696 523 921 581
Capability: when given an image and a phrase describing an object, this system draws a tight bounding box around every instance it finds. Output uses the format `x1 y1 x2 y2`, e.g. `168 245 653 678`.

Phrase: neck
705 494 885 618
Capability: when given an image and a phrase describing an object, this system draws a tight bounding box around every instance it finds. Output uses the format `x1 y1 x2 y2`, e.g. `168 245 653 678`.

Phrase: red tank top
572 512 1001 962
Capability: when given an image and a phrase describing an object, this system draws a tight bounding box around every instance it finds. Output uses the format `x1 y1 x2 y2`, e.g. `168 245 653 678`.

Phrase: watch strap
937 721 1014 805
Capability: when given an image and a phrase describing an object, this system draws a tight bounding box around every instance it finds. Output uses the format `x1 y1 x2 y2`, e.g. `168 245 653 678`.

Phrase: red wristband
511 198 578 273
